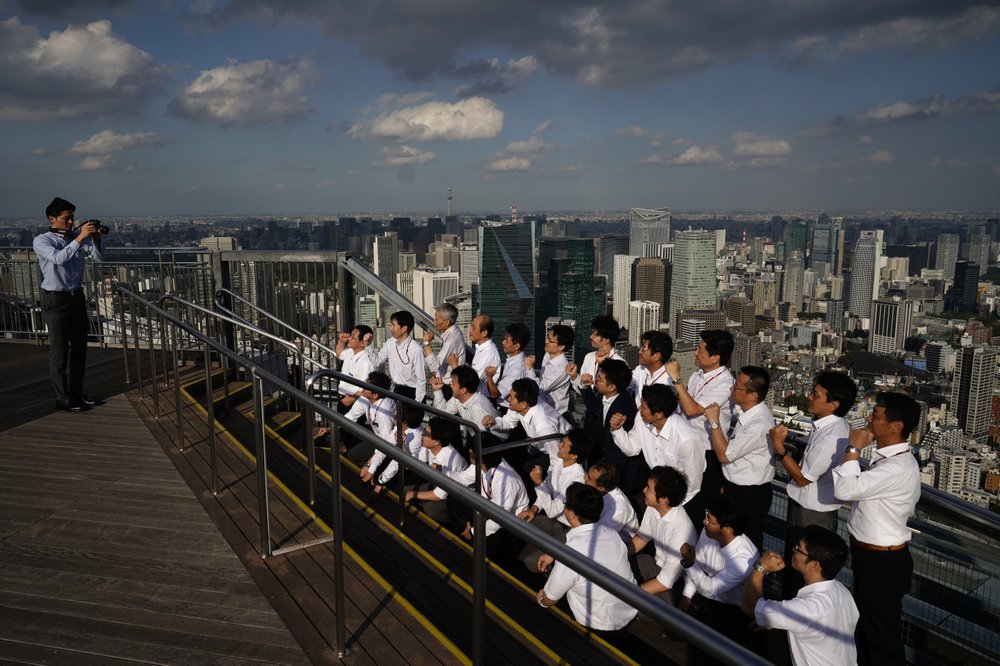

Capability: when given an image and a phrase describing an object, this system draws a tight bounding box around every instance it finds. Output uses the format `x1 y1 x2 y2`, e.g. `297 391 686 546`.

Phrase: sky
1 0 1000 218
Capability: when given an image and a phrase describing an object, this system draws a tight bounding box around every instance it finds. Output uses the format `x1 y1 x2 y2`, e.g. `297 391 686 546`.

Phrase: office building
936 234 960 281
597 235 630 292
629 207 671 257
412 268 460 317
669 229 716 334
924 341 956 374
868 298 913 355
951 345 997 445
952 260 980 313
540 238 605 357
478 221 536 351
724 295 756 334
628 301 661 347
612 255 638 325
632 257 670 324
846 230 884 320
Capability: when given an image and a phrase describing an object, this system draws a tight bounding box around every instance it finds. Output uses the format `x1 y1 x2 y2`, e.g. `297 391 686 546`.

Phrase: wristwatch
709 421 720 430
774 450 788 461
754 562 770 576
845 446 860 454
422 340 431 347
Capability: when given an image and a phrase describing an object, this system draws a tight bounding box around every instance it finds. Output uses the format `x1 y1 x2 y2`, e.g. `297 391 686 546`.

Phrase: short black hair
564 428 594 461
875 391 921 439
548 324 575 350
470 444 504 469
504 322 530 351
511 377 539 407
590 315 620 344
391 310 414 334
452 365 480 394
649 466 687 507
814 371 858 417
740 366 770 401
427 416 460 447
588 460 620 491
354 324 374 342
599 359 631 395
707 494 747 536
642 383 678 419
366 371 392 392
641 330 673 361
46 197 75 220
565 482 603 524
700 330 735 366
801 525 849 581
401 403 424 429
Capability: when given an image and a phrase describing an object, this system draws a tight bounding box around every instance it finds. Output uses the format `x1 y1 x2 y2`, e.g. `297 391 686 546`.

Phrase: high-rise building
924 341 955 374
412 267 460 317
826 300 845 334
459 244 479 291
846 230 884 320
629 207 671 257
781 252 805 317
810 219 833 269
951 260 979 313
752 274 778 317
831 217 845 275
732 335 760 374
597 235 630 293
541 238 605 358
632 257 670 324
628 300 661 347
784 218 807 257
612 255 638 325
951 345 997 445
868 298 913 355
669 229 716 334
935 233 960 281
675 309 726 343
478 221 536 349
724 296 756 333
968 228 991 277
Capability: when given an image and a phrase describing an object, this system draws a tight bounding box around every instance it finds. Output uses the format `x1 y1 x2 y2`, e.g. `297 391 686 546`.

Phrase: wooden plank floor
0 392 310 665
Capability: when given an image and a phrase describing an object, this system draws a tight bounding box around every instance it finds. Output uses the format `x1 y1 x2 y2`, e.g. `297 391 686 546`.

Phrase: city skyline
2 2 1000 217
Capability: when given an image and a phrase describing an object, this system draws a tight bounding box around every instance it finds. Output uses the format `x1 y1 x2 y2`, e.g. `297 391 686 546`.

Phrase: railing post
148 312 159 418
171 323 184 453
472 429 486 666
396 406 406 528
252 370 272 557
204 341 219 495
130 298 143 397
330 417 349 658
119 290 131 384
300 348 316 506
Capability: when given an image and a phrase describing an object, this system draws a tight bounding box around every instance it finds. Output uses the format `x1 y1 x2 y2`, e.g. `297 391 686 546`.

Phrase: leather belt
851 536 908 552
42 288 84 296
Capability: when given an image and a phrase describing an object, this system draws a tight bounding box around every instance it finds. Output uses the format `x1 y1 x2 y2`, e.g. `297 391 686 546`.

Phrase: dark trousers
688 596 760 664
42 292 89 402
722 478 772 552
393 384 417 401
852 543 912 666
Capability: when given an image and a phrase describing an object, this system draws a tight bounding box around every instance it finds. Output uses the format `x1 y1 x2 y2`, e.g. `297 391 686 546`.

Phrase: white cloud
67 130 165 155
616 125 667 146
170 56 317 127
857 135 874 144
272 183 292 192
377 144 436 167
731 132 791 157
862 149 894 166
351 96 504 142
838 6 1000 54
666 145 725 166
0 17 167 121
375 91 435 107
75 155 115 171
502 137 554 155
487 156 532 172
533 119 552 134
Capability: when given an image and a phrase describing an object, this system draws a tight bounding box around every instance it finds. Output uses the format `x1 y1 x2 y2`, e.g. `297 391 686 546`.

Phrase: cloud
860 149 895 166
17 0 133 17
929 157 966 168
487 156 532 172
501 137 554 155
0 17 168 121
376 144 436 167
349 96 504 142
375 91 435 107
483 135 556 173
169 56 318 127
837 6 1000 54
617 125 667 147
533 119 552 134
858 135 874 144
809 88 1000 134
667 145 725 166
801 150 895 173
731 132 791 158
76 155 115 171
452 56 539 98
67 129 166 155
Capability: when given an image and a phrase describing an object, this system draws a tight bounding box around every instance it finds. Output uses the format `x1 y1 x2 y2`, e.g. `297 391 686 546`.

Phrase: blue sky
2 0 999 217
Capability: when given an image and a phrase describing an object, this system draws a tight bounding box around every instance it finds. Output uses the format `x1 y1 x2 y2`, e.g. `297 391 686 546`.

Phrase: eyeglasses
792 544 811 559
703 510 719 526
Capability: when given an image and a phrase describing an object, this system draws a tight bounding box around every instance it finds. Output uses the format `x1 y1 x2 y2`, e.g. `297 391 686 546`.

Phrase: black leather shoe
79 394 104 407
56 399 91 413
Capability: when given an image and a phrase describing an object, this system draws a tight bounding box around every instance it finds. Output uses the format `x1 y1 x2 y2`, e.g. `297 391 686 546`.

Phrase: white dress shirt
425 324 466 382
369 426 427 485
571 348 627 391
432 389 507 441
491 402 571 460
600 487 639 542
833 442 920 546
630 364 674 407
544 523 639 631
637 506 698 588
496 351 530 408
682 532 759 605
611 415 706 505
344 396 397 444
533 461 585 526
755 579 859 666
787 414 850 512
338 347 377 397
686 366 734 446
429 446 469 499
453 459 530 536
721 401 776 486
377 336 426 402
537 353 571 414
470 339 501 396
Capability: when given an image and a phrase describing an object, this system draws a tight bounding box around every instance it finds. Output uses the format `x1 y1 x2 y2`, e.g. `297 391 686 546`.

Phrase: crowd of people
330 305 921 666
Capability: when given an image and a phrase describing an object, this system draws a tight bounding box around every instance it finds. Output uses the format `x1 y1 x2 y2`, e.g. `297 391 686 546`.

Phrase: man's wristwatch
422 340 431 347
774 450 788 461
709 421 720 430
845 446 860 454
754 562 770 576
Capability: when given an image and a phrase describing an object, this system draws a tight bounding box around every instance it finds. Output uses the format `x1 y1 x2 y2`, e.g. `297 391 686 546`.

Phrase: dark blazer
581 389 647 495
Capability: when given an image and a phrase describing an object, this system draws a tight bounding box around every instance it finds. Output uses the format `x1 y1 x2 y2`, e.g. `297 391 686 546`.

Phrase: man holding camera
33 197 104 412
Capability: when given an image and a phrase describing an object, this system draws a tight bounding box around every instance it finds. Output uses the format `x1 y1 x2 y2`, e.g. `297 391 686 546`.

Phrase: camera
86 220 111 234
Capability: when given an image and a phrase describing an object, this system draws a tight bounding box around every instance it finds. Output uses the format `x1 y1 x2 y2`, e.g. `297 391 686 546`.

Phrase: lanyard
367 399 381 425
481 468 495 499
871 449 909 467
647 366 668 385
395 340 411 364
692 370 723 400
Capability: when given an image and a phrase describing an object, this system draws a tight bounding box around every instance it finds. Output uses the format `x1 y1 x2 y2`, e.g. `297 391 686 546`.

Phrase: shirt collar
873 442 911 459
698 366 727 380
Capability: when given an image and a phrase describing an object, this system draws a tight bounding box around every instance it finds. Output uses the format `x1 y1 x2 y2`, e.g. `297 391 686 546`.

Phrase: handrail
337 254 437 333
482 432 567 456
914 483 1000 544
117 283 767 666
215 287 341 357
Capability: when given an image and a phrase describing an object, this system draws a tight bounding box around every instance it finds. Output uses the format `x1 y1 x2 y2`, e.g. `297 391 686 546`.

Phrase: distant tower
868 297 913 355
447 185 453 217
629 207 671 257
511 204 518 225
951 345 997 445
669 228 717 334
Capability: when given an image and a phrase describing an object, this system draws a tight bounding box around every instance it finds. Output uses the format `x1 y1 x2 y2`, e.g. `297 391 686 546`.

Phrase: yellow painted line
178 389 469 665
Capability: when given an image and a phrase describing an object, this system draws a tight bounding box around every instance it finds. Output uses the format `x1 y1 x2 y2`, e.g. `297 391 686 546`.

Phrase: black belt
42 287 84 296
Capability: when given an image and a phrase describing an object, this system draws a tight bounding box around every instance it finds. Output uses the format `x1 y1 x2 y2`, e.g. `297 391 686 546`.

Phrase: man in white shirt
403 416 469 524
585 460 638 543
421 303 466 397
536 483 638 633
629 466 698 604
485 322 532 409
456 446 530 568
343 372 397 466
704 366 775 551
771 370 857 596
630 330 674 407
679 494 761 657
482 379 571 461
361 403 425 493
461 315 501 398
833 392 921 666
334 324 377 412
526 323 574 419
375 310 426 402
666 329 736 508
518 428 592 571
430 365 506 444
741 525 859 666
567 315 627 394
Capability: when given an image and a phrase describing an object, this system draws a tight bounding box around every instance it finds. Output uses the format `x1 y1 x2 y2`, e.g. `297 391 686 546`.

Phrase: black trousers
852 543 912 666
41 291 89 402
722 478 772 552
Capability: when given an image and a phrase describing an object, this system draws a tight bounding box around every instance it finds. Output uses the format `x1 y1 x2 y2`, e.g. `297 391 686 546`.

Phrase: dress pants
722 478 772 552
42 291 89 402
852 543 912 666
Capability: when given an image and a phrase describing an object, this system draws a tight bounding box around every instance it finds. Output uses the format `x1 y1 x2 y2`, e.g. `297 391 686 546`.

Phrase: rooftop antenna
447 185 453 217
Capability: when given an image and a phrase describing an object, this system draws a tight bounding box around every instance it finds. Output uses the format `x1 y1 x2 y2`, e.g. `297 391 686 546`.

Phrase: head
595 359 631 398
423 416 460 449
558 428 594 464
704 495 747 544
349 325 374 351
810 371 857 418
362 371 392 400
643 466 688 510
451 365 480 398
589 315 620 350
469 445 504 470
639 384 679 425
545 324 574 357
508 378 539 412
563 482 604 525
470 314 494 343
696 330 734 369
868 392 920 444
434 303 458 332
389 311 414 339
46 196 76 230
401 403 424 430
638 331 673 368
792 525 850 581
585 460 620 494
732 366 769 409
502 322 530 355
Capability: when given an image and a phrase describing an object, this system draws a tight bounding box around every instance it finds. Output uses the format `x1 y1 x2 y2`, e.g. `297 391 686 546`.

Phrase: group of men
333 306 922 666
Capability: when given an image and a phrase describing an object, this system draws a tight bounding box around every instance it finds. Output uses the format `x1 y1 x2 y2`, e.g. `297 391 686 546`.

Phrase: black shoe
79 394 104 407
57 399 91 413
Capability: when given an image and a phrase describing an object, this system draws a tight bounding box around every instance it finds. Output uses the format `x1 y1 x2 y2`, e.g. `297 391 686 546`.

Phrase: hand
529 465 544 486
360 467 373 483
680 543 695 568
849 428 873 449
609 412 626 431
423 330 435 343
482 415 495 428
428 375 444 390
372 484 383 495
580 373 593 387
704 402 720 422
537 554 555 573
665 360 681 382
338 332 351 344
430 462 442 471
341 395 357 408
484 366 497 379
405 490 417 502
760 551 785 573
517 508 537 522
447 353 459 368
769 424 788 448
462 522 473 541
525 354 535 370
566 363 578 380
595 348 610 363
76 221 95 241
678 596 692 613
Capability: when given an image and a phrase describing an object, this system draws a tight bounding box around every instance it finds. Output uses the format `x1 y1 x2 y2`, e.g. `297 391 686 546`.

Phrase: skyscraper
935 233 960 281
612 255 638 325
669 229 716 334
724 295 756 334
629 207 671 257
951 260 979 313
412 267 460 317
867 298 913 355
540 238 605 357
951 345 997 445
478 221 536 348
628 301 661 347
809 218 833 269
597 234 630 293
784 218 807 257
781 252 805 317
632 257 670 324
968 228 991 277
846 230 883 319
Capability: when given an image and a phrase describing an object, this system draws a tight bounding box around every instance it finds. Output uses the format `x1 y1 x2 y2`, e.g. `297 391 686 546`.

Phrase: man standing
463 314 501 397
422 303 466 398
833 392 921 666
376 310 425 402
34 197 103 412
630 330 674 407
528 323 574 419
485 322 532 409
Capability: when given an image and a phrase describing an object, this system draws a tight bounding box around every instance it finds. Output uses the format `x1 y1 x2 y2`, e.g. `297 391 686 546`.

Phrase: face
589 328 608 349
731 373 755 407
594 370 615 396
434 311 451 332
501 333 518 355
507 390 523 411
348 328 364 352
703 510 723 540
638 398 660 425
642 477 660 508
420 429 439 449
557 436 574 461
791 539 812 574
695 341 717 369
450 374 463 396
584 467 602 490
49 210 74 230
544 331 563 356
807 383 837 418
389 319 405 339
469 318 485 343
866 405 898 441
638 340 661 367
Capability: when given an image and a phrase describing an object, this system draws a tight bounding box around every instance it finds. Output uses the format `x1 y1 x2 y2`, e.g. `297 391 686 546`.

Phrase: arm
33 234 85 266
423 330 441 372
484 366 500 399
739 551 784 617
610 415 643 457
666 360 706 418
770 424 811 487
704 403 731 463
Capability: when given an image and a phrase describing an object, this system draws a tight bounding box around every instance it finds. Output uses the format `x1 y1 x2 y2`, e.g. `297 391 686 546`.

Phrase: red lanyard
871 449 909 467
692 371 722 400
648 366 668 385
481 468 495 499
395 340 411 364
